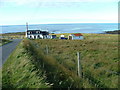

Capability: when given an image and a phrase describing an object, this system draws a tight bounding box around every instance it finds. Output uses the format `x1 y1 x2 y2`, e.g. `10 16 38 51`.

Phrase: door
30 36 32 39
38 35 40 39
69 36 72 40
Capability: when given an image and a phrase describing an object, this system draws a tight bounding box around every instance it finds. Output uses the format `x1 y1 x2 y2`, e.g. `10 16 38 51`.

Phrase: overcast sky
0 0 119 25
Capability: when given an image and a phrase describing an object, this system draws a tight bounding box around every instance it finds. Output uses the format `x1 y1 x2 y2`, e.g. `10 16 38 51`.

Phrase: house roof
27 30 40 32
27 30 41 35
71 33 83 36
27 30 49 35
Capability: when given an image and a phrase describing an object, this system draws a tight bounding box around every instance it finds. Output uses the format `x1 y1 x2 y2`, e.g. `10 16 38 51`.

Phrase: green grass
0 39 12 46
0 68 2 89
2 40 50 88
22 39 85 88
32 33 119 88
2 33 119 88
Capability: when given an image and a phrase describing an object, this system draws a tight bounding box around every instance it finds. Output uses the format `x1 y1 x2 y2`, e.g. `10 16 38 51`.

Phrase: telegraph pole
26 22 28 38
26 22 28 31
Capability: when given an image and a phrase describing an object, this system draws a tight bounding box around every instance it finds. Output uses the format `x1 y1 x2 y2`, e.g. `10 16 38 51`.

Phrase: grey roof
27 30 40 32
27 30 49 35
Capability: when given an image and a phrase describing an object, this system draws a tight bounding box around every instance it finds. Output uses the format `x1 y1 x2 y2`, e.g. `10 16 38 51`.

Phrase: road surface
0 39 22 67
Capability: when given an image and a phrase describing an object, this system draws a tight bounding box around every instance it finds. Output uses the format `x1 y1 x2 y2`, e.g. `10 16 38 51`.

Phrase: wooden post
77 52 82 77
46 45 48 54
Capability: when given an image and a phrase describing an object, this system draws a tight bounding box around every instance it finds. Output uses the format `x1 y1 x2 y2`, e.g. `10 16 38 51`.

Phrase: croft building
26 30 49 39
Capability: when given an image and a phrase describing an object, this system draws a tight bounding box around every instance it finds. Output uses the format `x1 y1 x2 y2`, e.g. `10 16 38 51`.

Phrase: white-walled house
26 30 49 39
68 33 84 40
25 23 49 39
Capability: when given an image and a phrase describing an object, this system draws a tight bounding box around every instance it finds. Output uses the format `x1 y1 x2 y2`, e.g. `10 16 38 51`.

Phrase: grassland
0 39 12 46
2 41 51 88
32 33 119 88
0 32 25 39
2 33 119 88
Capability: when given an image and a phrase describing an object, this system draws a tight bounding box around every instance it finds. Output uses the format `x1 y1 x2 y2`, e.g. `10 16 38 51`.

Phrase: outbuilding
68 33 84 40
60 35 65 37
47 35 57 39
59 34 68 40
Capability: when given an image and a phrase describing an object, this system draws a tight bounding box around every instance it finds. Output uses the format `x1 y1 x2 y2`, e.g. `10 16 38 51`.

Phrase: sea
0 23 118 34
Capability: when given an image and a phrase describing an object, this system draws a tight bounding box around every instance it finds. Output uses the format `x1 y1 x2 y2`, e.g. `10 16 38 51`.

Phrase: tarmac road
0 39 22 67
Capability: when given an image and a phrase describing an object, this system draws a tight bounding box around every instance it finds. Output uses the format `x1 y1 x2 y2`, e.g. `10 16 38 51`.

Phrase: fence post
46 45 48 54
77 52 82 77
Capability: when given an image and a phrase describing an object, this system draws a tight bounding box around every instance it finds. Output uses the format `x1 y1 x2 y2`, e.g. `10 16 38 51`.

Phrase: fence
31 40 118 88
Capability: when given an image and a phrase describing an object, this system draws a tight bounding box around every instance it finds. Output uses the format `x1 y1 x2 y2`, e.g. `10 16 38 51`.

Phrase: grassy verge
0 68 2 89
2 39 86 88
22 39 84 88
0 39 12 46
2 40 50 88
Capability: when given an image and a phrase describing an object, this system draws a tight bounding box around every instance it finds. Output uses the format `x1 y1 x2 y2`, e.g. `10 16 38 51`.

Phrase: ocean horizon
0 23 118 34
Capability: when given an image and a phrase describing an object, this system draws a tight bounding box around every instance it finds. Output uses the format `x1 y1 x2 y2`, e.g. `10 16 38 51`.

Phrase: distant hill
105 30 120 34
0 32 25 39
1 32 25 36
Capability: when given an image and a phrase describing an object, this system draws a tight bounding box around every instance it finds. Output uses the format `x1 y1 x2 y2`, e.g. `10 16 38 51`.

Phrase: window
36 31 40 33
30 36 32 38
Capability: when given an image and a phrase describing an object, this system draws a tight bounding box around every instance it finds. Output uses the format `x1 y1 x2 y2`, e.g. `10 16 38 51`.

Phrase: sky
0 0 119 25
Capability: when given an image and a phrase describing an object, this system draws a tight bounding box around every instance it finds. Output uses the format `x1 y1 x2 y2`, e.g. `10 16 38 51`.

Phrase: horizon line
1 22 118 26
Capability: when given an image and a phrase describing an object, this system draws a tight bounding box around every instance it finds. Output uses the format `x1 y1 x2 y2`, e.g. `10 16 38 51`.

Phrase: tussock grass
0 68 2 89
23 39 84 88
2 33 119 88
2 40 50 88
32 33 119 88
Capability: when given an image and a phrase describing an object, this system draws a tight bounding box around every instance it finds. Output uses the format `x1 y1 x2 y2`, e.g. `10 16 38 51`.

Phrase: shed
59 34 67 39
60 35 65 37
51 35 57 39
47 35 57 39
60 37 68 40
68 33 84 40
